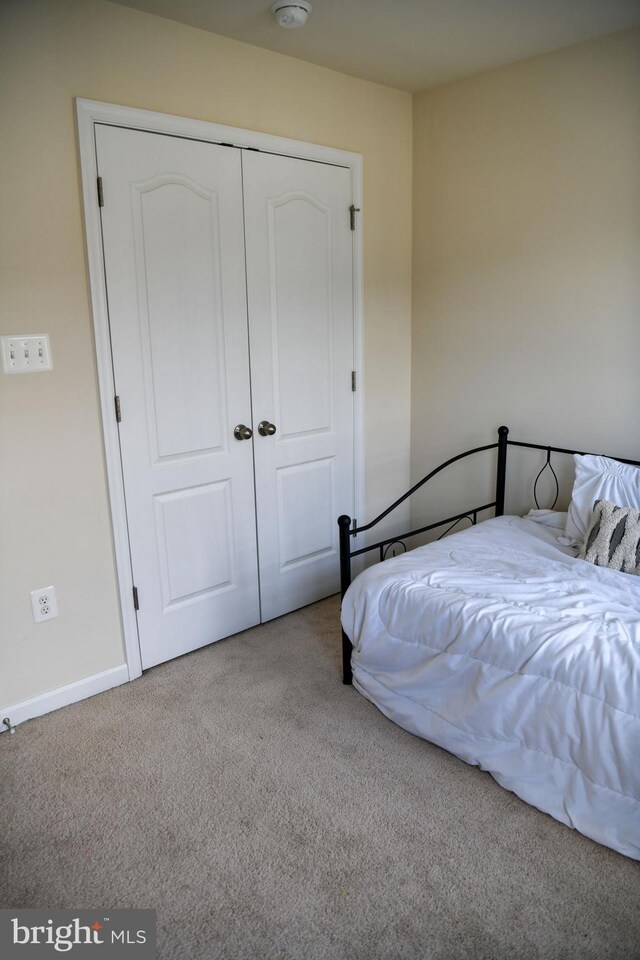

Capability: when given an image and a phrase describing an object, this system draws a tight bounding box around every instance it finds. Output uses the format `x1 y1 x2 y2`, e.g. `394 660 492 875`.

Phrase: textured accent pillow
579 499 640 575
564 454 640 546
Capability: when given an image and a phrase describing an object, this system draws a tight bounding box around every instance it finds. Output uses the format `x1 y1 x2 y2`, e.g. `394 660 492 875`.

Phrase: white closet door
242 151 355 621
96 125 260 670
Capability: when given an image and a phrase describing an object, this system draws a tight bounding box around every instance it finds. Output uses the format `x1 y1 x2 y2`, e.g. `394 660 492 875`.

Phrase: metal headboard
338 425 640 684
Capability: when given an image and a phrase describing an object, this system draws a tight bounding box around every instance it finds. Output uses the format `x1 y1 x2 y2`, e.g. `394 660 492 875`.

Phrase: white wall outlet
30 586 59 623
2 334 52 374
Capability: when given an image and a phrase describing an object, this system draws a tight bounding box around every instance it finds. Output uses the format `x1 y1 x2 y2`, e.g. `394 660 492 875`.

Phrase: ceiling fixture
271 1 312 29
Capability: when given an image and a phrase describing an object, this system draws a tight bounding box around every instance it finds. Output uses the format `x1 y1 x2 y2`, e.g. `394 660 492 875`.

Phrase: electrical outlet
30 586 59 623
2 335 52 374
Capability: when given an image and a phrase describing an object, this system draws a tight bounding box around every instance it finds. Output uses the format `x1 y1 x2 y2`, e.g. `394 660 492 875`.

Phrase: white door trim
75 98 365 680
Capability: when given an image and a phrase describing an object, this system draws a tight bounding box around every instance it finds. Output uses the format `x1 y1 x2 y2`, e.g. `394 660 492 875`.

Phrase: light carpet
1 596 639 959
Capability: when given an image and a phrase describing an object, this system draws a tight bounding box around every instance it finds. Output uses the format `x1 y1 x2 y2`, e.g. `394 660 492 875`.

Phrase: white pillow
564 454 640 545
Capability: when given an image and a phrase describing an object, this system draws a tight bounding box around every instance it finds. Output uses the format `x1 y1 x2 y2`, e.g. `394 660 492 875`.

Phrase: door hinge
97 176 104 207
351 371 357 392
132 585 139 610
349 204 360 231
114 395 122 422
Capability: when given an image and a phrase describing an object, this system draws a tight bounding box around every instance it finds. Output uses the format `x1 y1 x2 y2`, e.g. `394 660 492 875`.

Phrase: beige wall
411 28 640 522
0 0 412 707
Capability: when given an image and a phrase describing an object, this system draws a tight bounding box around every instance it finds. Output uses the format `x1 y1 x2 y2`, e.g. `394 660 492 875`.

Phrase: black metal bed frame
338 425 640 685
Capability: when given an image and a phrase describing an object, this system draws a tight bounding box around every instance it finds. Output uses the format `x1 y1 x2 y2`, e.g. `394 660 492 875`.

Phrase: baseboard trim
0 663 130 732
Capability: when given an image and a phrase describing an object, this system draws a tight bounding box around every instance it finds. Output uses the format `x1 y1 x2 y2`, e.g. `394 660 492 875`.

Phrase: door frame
76 98 364 680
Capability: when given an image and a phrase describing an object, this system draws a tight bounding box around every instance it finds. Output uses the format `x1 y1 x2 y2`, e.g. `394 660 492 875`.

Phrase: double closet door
96 125 355 669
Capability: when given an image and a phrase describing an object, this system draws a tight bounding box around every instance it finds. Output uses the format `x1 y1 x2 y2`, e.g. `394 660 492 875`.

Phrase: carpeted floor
1 595 639 959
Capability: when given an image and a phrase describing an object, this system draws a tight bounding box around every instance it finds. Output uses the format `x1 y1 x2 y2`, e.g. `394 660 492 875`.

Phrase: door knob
234 424 253 441
258 421 277 437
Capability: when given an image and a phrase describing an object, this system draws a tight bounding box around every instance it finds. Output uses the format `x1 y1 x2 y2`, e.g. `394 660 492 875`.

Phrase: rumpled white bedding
341 511 640 859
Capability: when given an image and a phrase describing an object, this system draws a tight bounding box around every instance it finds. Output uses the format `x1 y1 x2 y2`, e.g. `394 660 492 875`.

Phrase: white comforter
341 512 640 860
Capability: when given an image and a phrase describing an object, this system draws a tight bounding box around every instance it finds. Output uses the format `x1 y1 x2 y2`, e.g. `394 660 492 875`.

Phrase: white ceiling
111 0 640 92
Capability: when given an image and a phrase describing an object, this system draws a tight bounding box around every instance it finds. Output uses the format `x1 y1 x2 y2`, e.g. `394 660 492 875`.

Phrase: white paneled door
95 125 354 669
243 151 354 622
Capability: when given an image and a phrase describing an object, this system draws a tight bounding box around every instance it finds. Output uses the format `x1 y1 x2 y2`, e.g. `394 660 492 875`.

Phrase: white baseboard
0 663 130 733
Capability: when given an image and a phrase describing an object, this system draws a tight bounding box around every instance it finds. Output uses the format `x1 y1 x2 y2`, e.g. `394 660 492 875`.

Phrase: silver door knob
234 424 253 441
258 420 277 437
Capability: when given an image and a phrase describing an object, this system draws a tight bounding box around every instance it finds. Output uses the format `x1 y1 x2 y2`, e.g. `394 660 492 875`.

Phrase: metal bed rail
338 426 509 684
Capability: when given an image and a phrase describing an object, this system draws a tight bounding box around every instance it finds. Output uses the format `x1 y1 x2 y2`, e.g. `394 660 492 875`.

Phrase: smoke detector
271 1 312 29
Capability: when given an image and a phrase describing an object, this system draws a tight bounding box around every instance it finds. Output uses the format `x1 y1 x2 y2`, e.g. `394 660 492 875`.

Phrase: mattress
341 511 640 859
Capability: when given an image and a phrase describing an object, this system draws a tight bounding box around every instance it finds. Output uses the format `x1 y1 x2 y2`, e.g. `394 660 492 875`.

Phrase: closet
95 124 355 669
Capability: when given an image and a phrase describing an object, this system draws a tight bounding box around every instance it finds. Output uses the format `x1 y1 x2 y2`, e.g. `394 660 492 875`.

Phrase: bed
338 427 640 860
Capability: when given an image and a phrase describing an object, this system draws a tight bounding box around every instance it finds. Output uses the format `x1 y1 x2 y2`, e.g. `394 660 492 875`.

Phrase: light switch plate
1 334 52 374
